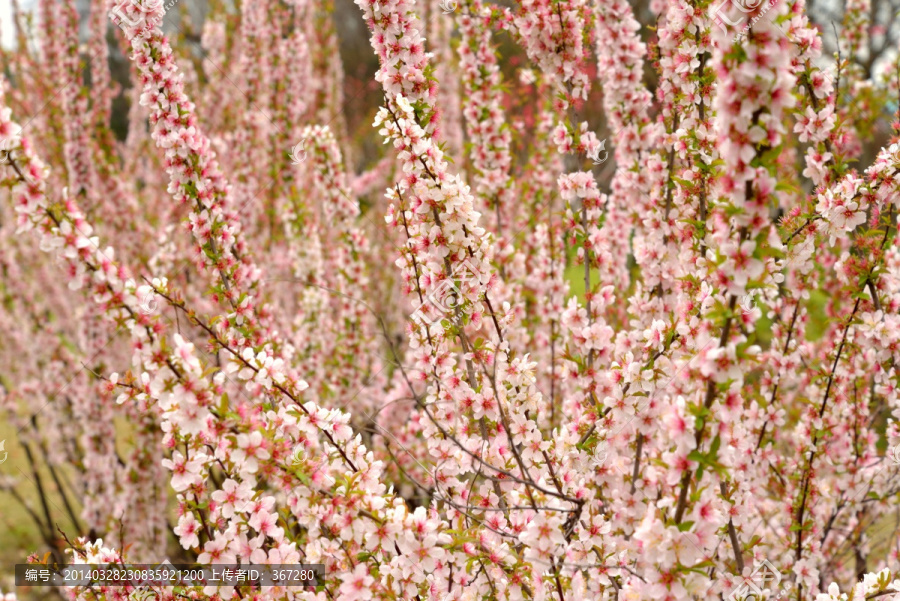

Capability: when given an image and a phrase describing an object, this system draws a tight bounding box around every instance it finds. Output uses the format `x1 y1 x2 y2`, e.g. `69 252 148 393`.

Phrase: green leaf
709 435 721 458
676 521 695 532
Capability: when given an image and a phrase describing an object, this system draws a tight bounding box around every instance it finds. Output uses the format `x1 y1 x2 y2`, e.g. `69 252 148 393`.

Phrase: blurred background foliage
0 0 898 592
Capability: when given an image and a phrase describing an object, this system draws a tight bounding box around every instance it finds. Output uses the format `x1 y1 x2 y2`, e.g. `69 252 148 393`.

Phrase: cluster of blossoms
2 0 900 599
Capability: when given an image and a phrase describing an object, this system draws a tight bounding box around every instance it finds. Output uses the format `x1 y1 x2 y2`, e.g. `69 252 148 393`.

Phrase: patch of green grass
0 418 81 594
564 262 591 300
0 424 44 590
804 289 830 341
